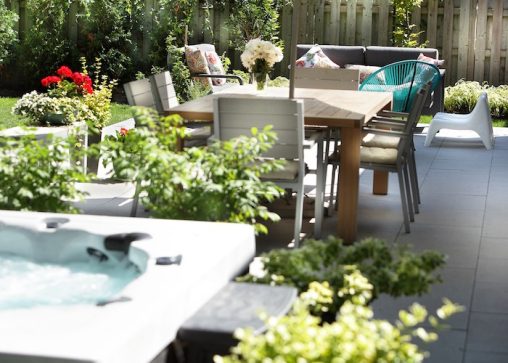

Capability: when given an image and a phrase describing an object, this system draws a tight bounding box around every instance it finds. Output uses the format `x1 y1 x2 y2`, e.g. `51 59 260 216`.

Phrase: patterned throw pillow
417 53 445 67
205 51 226 86
295 45 340 69
345 64 383 83
185 46 212 88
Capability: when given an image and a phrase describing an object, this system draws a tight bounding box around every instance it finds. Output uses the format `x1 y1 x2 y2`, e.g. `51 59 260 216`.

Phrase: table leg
337 127 361 243
313 131 325 239
373 171 389 195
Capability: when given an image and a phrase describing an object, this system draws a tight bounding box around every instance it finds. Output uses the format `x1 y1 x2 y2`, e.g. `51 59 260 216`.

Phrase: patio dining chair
213 97 314 247
327 87 428 233
294 67 360 222
359 60 440 112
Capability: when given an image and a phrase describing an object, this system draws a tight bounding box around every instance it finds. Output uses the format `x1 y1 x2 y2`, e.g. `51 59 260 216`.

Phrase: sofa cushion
205 50 226 86
417 53 445 67
365 46 439 67
185 45 212 88
344 64 382 83
297 45 365 68
295 45 340 68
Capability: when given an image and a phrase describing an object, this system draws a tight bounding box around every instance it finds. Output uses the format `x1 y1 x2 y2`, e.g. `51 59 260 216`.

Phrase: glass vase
253 72 269 91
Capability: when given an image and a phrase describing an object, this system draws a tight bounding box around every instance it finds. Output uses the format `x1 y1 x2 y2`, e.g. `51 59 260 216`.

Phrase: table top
166 85 392 129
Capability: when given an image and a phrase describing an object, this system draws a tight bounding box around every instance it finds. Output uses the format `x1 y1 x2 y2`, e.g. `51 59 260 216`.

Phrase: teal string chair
359 60 441 112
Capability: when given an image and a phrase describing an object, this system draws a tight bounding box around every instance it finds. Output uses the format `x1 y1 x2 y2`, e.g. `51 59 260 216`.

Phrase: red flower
82 83 94 94
83 75 92 86
71 72 84 85
119 128 129 136
56 66 73 79
41 76 61 88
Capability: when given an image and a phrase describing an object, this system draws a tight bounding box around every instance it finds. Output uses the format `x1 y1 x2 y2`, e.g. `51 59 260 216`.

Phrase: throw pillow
417 53 445 67
205 50 226 86
345 64 383 83
295 45 340 69
185 46 212 88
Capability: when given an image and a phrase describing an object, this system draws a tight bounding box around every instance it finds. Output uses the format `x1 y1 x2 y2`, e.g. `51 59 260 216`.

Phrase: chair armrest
192 73 244 85
377 110 409 118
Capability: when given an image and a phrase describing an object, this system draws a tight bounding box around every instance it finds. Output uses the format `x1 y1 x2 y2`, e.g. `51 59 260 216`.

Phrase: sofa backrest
365 46 439 67
296 45 365 68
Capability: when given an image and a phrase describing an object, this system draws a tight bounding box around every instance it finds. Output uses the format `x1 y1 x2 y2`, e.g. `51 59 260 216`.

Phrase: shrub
0 133 88 213
99 108 284 234
80 0 140 83
239 237 446 317
0 3 18 65
445 80 508 118
218 270 463 363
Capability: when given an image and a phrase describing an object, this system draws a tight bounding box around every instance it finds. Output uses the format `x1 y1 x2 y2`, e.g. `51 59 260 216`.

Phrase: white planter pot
0 122 88 173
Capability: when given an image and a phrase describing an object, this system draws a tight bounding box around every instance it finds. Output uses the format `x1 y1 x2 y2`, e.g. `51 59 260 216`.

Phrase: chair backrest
396 84 430 158
124 71 178 114
360 60 440 112
294 68 360 90
213 97 304 161
148 71 179 113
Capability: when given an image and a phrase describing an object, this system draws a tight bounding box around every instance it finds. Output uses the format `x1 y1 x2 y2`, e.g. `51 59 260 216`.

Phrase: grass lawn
420 114 508 127
0 97 136 130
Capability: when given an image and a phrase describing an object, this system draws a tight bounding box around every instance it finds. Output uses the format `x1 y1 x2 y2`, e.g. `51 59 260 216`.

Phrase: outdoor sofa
296 45 446 115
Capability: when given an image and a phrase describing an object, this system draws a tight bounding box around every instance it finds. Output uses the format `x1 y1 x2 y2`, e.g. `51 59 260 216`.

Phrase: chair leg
130 182 140 217
397 169 411 233
293 187 304 248
424 123 440 147
314 132 325 239
410 149 421 205
402 164 414 222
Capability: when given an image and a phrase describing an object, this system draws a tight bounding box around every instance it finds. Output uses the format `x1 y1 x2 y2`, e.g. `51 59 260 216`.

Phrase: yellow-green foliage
445 80 508 117
217 270 463 363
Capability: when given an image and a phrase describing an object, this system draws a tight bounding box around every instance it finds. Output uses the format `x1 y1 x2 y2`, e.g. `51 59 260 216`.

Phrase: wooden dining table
165 85 392 243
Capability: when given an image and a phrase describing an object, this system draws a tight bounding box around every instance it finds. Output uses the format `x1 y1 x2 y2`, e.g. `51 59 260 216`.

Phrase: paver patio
77 126 508 363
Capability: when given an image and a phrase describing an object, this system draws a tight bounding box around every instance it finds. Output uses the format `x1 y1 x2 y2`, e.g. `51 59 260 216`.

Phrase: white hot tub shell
0 210 256 363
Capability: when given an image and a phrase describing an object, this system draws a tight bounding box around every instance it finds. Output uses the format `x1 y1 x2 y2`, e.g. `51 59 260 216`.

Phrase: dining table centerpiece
241 39 283 91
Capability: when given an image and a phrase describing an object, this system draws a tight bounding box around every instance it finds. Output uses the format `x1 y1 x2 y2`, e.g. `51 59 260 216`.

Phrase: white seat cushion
360 146 398 164
362 133 400 148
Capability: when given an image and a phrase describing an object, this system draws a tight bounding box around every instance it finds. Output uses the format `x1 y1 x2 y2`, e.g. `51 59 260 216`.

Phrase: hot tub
0 210 255 363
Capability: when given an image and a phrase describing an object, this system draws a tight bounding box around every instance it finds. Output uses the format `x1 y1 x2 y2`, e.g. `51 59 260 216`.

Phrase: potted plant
99 108 284 233
238 237 447 319
0 133 88 213
218 269 463 363
11 60 116 173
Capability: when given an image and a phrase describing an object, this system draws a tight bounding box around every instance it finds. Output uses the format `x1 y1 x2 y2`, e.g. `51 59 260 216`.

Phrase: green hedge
444 80 508 118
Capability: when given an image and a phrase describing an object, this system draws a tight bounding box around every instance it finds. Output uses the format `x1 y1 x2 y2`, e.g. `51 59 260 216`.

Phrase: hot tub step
175 282 297 363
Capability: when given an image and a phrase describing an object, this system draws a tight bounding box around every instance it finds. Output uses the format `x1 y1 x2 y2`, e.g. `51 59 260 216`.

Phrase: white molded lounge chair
424 92 494 149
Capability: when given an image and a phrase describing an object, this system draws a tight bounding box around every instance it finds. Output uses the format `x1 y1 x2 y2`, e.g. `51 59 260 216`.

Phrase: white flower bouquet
241 39 283 89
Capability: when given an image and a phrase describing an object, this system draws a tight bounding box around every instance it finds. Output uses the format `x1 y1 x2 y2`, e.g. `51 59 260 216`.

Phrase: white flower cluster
241 39 283 72
12 91 97 126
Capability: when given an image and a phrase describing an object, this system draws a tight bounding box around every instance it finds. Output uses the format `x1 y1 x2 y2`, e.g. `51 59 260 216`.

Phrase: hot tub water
0 253 140 310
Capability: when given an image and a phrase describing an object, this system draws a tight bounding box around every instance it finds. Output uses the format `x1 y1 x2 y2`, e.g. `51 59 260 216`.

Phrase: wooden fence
5 0 508 86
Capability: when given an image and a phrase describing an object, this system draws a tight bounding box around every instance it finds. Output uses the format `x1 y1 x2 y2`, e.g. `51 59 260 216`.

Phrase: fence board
441 0 454 85
377 0 389 46
475 0 488 82
314 0 325 43
330 0 341 44
426 0 438 47
489 0 503 85
361 0 373 45
346 0 357 45
457 0 472 80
